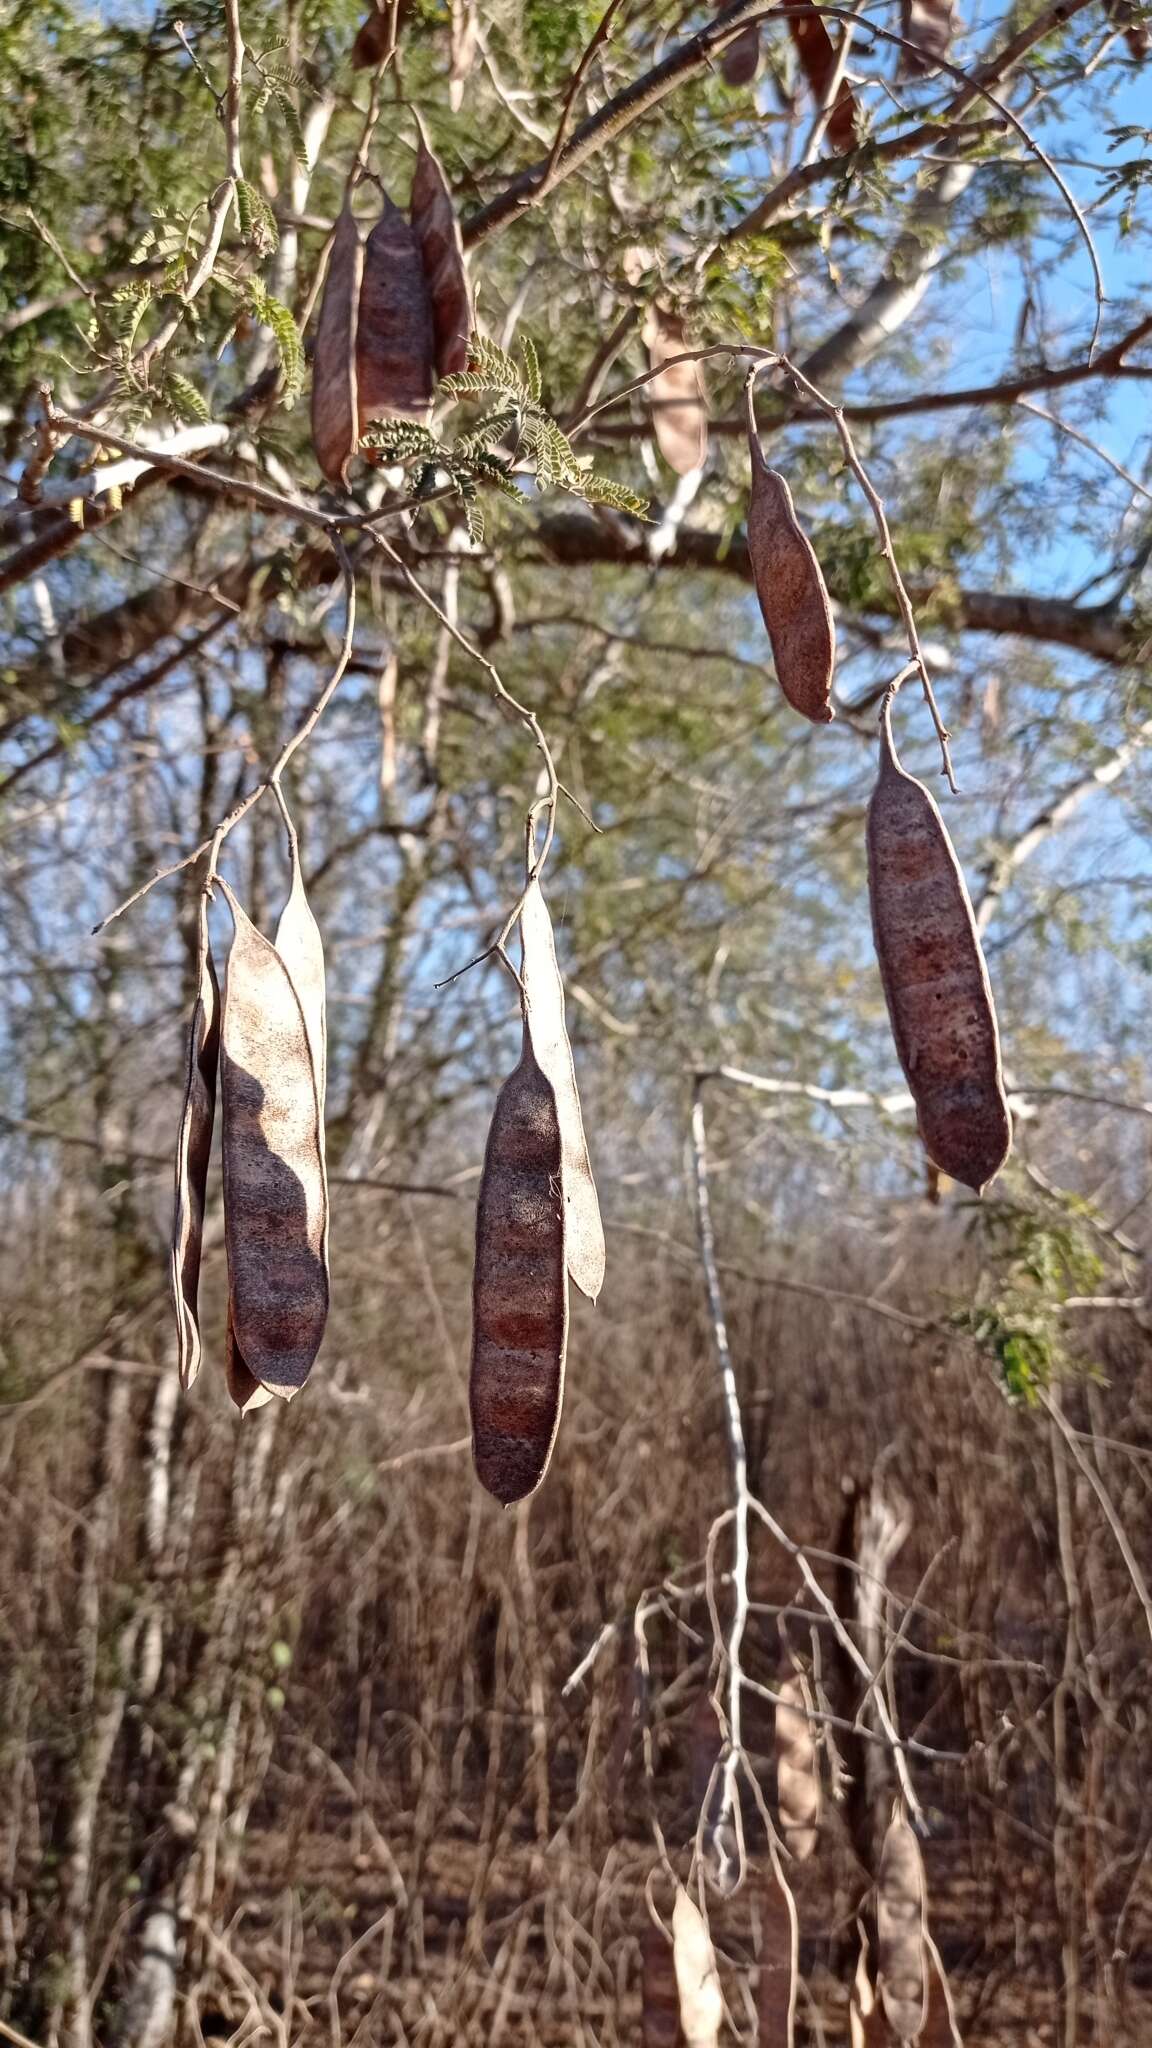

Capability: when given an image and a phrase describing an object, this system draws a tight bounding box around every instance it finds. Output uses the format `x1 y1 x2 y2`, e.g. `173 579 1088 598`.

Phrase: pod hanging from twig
774 1672 822 1861
787 0 859 151
519 874 605 1303
716 3 762 86
876 1806 929 2041
170 892 220 1390
747 423 836 724
311 202 364 488
470 1030 568 1504
357 190 436 430
867 697 1011 1195
643 305 709 476
671 1888 723 2048
410 116 472 379
218 862 329 1407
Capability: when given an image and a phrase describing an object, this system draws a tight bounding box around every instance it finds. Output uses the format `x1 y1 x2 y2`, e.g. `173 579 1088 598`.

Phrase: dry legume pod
410 117 471 378
877 1807 929 2041
867 697 1011 1194
310 202 364 488
775 1672 821 1861
519 875 604 1303
643 305 709 477
671 1888 722 2048
470 1030 567 1504
218 881 329 1404
719 14 762 86
747 431 836 725
357 191 435 429
170 893 220 1390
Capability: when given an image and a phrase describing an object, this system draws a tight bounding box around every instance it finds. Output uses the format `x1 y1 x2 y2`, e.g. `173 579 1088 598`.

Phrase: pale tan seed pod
849 1932 889 2048
671 1889 722 2048
448 0 480 114
757 1845 798 2047
218 881 329 1405
642 306 709 477
747 432 836 725
311 202 364 488
867 697 1011 1195
170 893 220 1391
877 1807 929 2042
410 118 472 379
519 875 604 1303
774 1673 821 1862
357 190 436 430
469 1030 568 1504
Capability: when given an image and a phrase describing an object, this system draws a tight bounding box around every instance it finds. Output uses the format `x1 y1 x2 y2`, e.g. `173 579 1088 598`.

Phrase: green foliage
246 278 304 407
954 1190 1109 1402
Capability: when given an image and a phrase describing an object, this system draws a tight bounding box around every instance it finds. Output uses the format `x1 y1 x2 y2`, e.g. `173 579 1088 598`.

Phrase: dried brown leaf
643 306 709 476
774 1673 821 1861
218 881 329 1405
671 1889 722 2048
357 191 435 430
519 875 604 1303
470 1030 568 1504
642 1918 683 2048
899 0 955 75
877 1808 928 2042
311 202 364 488
757 1847 799 2047
787 1 859 151
410 118 472 379
170 894 220 1391
867 698 1011 1195
747 432 836 725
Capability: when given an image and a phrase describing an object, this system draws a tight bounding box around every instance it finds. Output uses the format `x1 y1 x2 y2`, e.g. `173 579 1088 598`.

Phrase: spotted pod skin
470 1031 568 1505
357 191 436 429
867 698 1012 1194
747 434 836 725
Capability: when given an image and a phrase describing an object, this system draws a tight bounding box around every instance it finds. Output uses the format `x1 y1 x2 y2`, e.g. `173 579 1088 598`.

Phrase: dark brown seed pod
719 18 762 87
350 1 412 68
787 1 859 152
519 875 604 1303
410 118 472 379
224 1301 274 1415
643 305 709 476
876 1807 929 2041
747 430 836 725
170 893 220 1391
310 202 364 488
867 698 1012 1195
218 882 329 1404
470 1030 568 1505
357 191 436 430
899 0 954 75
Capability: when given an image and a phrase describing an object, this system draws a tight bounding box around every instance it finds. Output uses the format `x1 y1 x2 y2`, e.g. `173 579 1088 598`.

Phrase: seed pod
757 1846 798 2047
470 1030 568 1504
849 1932 888 2048
311 202 364 488
519 875 605 1303
747 428 835 725
224 1301 275 1415
350 1 411 67
357 190 436 429
170 894 220 1391
641 1919 683 2048
876 1808 929 2041
275 815 328 1118
671 1888 722 2048
719 19 762 87
787 0 859 152
775 1673 821 1861
449 0 480 111
218 881 329 1404
899 0 954 75
867 698 1011 1194
410 118 472 378
642 306 709 476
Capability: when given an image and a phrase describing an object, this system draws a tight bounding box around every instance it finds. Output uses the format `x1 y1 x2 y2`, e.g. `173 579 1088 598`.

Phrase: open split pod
469 870 604 1505
217 804 329 1412
311 125 471 487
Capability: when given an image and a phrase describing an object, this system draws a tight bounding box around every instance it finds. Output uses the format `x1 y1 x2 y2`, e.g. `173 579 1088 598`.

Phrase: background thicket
1 2 1151 2043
